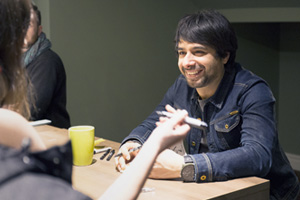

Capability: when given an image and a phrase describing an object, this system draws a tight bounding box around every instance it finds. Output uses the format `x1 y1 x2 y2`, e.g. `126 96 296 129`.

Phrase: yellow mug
68 125 95 166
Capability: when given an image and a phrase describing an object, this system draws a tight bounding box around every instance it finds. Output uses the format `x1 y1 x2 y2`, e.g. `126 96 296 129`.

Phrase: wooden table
35 125 270 200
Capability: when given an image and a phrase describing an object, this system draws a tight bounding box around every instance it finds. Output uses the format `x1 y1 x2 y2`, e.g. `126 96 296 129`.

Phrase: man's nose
182 53 196 68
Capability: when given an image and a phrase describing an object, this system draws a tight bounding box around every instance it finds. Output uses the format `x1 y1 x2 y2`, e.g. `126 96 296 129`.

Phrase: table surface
35 125 270 200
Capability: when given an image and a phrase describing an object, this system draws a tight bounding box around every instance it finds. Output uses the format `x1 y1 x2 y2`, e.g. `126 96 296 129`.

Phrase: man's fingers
114 142 141 172
115 156 125 171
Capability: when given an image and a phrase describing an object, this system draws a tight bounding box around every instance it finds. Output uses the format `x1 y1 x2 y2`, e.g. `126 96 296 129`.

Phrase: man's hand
149 149 184 179
115 141 141 172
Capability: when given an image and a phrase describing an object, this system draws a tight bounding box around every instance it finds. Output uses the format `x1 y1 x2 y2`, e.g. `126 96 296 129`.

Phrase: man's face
177 39 228 90
22 11 41 52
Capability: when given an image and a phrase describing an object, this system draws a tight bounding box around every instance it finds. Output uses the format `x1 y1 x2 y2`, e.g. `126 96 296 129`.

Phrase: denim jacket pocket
213 111 241 150
214 112 240 133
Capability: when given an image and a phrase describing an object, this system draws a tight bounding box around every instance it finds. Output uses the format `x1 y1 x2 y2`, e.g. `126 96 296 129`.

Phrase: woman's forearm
99 140 160 200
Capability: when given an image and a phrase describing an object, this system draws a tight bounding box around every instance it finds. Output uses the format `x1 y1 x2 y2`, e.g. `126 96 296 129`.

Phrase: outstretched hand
149 104 190 152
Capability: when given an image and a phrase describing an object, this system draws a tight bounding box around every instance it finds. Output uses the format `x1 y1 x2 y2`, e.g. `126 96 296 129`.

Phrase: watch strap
184 155 193 164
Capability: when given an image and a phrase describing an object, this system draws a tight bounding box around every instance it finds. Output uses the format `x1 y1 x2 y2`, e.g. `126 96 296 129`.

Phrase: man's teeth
187 71 198 75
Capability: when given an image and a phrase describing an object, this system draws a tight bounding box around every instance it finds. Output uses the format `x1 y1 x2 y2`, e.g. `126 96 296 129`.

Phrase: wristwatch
181 155 195 182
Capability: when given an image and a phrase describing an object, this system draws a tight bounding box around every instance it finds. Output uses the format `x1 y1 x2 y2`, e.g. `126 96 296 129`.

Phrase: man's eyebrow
176 46 207 51
192 46 207 50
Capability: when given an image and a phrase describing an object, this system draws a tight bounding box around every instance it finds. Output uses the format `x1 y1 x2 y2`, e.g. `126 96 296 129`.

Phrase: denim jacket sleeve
190 78 277 183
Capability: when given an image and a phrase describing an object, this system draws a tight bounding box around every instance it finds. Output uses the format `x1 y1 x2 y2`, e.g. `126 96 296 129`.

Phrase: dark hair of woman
0 0 31 119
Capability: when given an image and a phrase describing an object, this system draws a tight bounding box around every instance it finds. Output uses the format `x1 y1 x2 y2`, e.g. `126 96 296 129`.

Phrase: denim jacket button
200 175 206 181
191 141 196 146
225 124 229 129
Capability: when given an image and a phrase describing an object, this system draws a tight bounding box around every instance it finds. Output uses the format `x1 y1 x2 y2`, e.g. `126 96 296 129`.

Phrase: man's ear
38 25 43 36
222 52 230 64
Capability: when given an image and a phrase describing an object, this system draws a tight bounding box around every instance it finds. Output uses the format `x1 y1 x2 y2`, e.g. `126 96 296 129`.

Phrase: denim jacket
122 63 299 199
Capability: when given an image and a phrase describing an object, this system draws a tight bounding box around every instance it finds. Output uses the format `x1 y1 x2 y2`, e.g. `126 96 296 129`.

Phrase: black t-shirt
0 141 91 200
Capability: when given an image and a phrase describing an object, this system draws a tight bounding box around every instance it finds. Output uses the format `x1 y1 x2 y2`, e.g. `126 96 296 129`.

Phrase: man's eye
194 51 205 56
177 51 186 56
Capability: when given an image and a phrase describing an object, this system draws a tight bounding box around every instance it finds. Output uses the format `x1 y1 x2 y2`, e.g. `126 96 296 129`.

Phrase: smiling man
115 10 299 199
177 40 228 99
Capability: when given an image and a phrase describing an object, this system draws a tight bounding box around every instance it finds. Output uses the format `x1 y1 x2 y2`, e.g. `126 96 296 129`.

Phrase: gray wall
278 23 300 154
35 0 300 156
36 0 196 142
232 23 280 104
